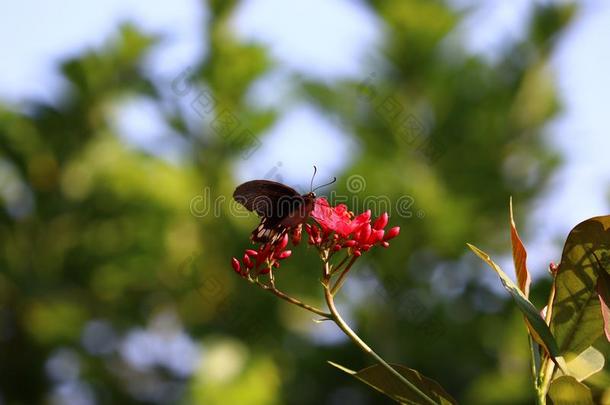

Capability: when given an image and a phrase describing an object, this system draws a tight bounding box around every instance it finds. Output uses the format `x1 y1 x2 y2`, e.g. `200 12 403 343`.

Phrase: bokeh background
1 0 610 404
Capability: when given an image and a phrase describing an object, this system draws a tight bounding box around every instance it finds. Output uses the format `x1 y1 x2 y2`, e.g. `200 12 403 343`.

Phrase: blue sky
1 0 609 276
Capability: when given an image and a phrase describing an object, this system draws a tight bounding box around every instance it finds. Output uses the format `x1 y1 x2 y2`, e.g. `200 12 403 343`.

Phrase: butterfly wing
234 180 301 243
249 193 315 243
233 180 300 216
251 216 288 244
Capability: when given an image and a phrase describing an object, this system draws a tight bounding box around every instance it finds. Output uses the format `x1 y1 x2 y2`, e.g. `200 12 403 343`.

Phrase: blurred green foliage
1 1 606 404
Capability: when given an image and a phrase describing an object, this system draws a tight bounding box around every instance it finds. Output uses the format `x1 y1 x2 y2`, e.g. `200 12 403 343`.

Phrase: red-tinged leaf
328 361 456 405
550 215 610 356
509 198 531 297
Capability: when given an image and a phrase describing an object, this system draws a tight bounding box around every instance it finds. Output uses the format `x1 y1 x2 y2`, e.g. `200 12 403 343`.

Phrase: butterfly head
303 191 316 209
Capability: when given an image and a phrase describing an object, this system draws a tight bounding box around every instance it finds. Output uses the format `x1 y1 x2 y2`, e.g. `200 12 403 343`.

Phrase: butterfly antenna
312 176 337 192
310 165 318 192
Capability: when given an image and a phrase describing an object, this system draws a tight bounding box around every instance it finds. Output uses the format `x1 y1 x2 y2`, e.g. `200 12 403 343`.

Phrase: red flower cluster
231 233 292 277
306 198 399 257
231 198 400 276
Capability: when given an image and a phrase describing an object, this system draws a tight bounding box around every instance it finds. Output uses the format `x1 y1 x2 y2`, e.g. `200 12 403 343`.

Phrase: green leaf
595 253 610 342
547 375 593 405
550 215 610 356
556 346 605 382
328 361 456 405
468 244 561 360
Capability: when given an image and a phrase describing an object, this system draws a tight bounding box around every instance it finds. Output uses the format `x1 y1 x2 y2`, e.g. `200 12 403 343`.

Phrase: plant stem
330 256 358 295
543 284 556 326
538 359 555 405
323 274 438 405
536 279 558 404
331 254 351 276
528 335 541 404
254 280 332 319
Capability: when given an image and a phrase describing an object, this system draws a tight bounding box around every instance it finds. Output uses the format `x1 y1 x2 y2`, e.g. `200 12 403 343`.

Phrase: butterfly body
233 180 316 244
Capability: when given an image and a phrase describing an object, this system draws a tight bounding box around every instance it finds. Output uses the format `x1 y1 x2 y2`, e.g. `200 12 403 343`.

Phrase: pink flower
311 198 371 238
231 198 400 276
307 198 400 257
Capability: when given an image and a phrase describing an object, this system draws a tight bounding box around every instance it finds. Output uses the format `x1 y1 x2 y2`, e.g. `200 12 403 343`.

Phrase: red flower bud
245 249 258 256
292 225 302 245
343 240 357 248
333 244 342 251
231 258 241 273
311 225 320 238
353 250 362 257
276 233 289 251
278 250 292 259
381 241 390 248
373 212 389 230
384 226 400 241
243 253 253 269
322 228 332 240
257 245 272 264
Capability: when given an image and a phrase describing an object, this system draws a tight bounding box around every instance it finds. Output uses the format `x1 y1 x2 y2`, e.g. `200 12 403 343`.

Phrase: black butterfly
233 167 336 244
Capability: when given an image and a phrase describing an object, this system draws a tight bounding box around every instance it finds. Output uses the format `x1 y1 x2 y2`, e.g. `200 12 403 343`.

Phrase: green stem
331 254 351 276
528 335 541 404
538 360 555 405
254 280 332 319
330 256 358 295
536 279 557 404
323 274 438 405
543 281 556 327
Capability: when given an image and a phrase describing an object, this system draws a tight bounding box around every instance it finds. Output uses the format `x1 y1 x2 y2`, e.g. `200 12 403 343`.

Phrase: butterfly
233 167 336 245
